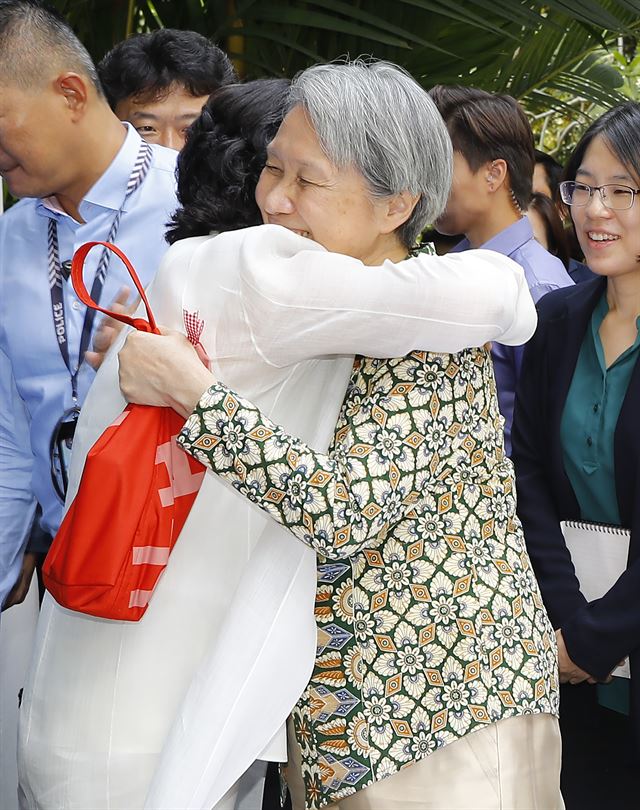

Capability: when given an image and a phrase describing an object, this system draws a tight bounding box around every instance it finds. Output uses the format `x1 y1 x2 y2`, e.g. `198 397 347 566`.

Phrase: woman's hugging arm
177 376 431 561
237 226 536 366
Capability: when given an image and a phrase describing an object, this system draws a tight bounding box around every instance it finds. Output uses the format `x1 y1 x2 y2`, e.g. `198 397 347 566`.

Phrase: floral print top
177 347 559 809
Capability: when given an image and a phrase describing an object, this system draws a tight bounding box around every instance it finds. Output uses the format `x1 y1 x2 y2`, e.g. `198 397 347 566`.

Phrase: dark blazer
512 277 640 738
568 258 597 284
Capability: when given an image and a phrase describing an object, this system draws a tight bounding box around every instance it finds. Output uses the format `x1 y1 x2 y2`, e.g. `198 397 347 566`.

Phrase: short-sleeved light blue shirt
0 124 177 606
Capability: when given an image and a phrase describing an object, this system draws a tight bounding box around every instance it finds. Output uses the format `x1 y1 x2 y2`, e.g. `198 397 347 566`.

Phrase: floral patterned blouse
177 347 559 809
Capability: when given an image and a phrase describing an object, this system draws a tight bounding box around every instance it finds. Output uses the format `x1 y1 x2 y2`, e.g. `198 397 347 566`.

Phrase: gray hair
288 60 452 248
0 1 102 93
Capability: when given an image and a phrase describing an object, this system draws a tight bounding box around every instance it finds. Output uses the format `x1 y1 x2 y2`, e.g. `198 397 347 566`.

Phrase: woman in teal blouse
512 102 640 809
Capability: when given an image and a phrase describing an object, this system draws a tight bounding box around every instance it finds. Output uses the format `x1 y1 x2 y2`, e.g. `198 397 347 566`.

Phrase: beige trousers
287 714 563 810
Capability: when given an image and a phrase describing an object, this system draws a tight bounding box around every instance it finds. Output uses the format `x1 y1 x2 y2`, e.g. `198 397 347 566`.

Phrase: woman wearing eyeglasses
512 101 640 809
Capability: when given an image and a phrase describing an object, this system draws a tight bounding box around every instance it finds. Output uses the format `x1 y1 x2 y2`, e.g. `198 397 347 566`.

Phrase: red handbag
43 241 205 621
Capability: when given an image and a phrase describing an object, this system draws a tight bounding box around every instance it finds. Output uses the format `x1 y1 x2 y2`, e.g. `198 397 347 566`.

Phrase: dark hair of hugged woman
166 78 291 244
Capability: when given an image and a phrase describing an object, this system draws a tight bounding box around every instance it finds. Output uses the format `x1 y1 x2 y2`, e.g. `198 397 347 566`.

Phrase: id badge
50 406 81 502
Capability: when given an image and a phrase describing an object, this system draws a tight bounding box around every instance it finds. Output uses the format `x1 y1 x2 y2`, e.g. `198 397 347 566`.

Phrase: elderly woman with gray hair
115 61 563 809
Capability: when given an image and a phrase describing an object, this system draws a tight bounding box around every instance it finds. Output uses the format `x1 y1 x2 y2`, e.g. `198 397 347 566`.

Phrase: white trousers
288 714 563 810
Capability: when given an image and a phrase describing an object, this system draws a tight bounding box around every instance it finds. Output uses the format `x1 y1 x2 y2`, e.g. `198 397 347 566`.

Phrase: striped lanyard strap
47 139 153 400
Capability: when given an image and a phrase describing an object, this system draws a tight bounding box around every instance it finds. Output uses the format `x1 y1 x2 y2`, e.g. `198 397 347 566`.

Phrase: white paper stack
561 520 631 678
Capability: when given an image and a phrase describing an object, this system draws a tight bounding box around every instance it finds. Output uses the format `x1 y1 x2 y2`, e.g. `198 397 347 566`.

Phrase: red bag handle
71 241 158 334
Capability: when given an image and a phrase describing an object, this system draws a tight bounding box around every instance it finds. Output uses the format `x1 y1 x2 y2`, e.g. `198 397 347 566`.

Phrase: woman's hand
118 329 215 419
555 628 598 685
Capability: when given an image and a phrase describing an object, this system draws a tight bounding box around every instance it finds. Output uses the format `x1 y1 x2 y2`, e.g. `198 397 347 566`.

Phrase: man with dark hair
0 0 177 612
431 84 573 453
98 29 236 151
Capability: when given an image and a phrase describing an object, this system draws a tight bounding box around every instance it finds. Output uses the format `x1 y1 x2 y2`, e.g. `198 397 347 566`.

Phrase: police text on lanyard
47 140 152 503
47 139 153 402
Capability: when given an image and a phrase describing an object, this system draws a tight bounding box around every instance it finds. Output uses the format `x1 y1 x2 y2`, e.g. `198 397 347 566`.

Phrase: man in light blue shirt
0 1 178 609
431 85 573 453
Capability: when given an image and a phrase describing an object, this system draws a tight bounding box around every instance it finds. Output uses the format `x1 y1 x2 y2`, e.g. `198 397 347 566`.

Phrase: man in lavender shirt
431 85 573 453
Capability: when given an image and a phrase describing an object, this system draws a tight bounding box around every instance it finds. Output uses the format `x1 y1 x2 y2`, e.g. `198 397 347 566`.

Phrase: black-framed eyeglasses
49 406 81 503
559 180 640 211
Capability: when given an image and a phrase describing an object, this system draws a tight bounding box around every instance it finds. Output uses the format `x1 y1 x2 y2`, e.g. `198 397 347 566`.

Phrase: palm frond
48 0 640 121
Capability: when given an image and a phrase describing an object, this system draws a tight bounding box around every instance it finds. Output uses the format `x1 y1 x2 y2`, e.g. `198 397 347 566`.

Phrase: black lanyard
47 140 152 401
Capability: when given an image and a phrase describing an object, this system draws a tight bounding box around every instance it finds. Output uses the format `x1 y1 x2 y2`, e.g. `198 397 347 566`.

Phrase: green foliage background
7 1 636 210
2 3 637 217
47 0 640 161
